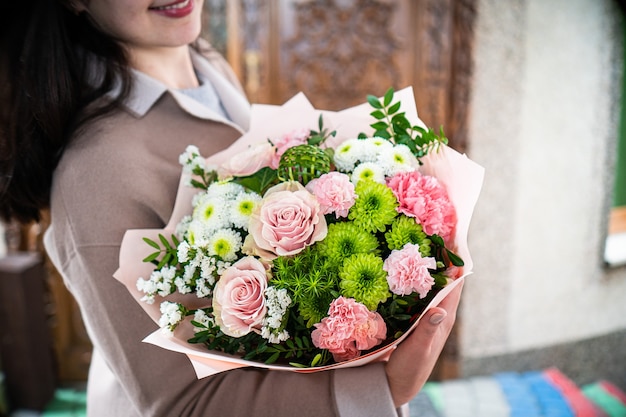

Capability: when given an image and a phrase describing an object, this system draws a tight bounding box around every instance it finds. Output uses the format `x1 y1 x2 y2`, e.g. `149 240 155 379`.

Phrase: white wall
463 0 626 358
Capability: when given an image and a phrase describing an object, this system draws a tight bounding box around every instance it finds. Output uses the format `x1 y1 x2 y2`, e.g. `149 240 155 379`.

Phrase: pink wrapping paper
113 87 484 378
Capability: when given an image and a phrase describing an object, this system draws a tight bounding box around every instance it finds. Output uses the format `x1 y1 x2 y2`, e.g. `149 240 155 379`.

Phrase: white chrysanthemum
333 138 362 172
192 194 229 232
188 220 229 248
378 144 419 176
175 215 192 240
206 181 245 200
207 228 242 261
351 162 386 185
368 136 394 150
230 192 262 230
351 137 386 164
158 301 185 334
192 309 214 332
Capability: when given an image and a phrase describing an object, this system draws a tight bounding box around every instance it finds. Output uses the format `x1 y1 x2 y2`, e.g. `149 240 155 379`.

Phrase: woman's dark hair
0 0 132 224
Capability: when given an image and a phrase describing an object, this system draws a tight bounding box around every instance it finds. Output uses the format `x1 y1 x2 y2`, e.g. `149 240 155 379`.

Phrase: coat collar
112 46 250 133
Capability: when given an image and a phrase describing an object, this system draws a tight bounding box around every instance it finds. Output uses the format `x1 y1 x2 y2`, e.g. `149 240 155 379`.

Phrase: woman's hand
385 280 464 407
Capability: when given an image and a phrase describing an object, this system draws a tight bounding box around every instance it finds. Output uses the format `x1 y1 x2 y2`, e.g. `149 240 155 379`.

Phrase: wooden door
203 0 475 153
203 0 476 379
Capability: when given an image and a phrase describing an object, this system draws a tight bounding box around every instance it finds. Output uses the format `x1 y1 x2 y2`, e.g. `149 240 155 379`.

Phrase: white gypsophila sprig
378 144 419 177
192 309 214 332
230 191 262 230
174 276 193 295
136 265 177 304
195 277 213 298
179 145 206 174
177 240 191 263
351 162 386 185
216 260 232 276
260 287 292 343
158 301 186 335
207 228 242 261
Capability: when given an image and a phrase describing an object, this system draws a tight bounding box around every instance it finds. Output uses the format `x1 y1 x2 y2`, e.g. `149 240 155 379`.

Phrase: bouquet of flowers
114 87 484 377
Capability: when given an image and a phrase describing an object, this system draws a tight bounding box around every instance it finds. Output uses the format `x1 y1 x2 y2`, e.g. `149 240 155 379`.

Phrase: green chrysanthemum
298 290 336 327
339 253 390 310
385 215 432 256
316 222 379 264
348 180 398 232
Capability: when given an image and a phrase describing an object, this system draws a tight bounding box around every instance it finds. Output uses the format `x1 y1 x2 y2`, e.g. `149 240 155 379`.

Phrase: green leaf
265 352 280 364
367 95 383 109
388 101 402 114
142 251 160 263
232 167 279 195
383 87 394 107
370 110 386 120
159 234 171 250
370 121 389 131
430 234 445 247
311 353 322 367
289 362 308 368
143 237 161 250
446 249 465 266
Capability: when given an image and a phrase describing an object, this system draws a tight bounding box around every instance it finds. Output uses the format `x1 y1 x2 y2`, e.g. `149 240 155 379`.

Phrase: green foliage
231 167 279 195
142 234 179 268
307 114 337 146
366 87 448 161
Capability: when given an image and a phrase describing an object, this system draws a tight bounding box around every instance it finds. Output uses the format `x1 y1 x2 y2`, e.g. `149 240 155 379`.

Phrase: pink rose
383 243 436 298
247 182 327 260
386 171 457 245
311 297 387 362
212 256 268 337
270 128 310 169
218 142 275 178
305 172 356 218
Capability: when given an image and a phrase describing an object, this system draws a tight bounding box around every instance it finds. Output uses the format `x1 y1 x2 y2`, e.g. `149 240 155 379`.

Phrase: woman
0 0 462 415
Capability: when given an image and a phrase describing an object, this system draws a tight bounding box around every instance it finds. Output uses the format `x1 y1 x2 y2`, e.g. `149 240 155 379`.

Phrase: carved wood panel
204 0 475 153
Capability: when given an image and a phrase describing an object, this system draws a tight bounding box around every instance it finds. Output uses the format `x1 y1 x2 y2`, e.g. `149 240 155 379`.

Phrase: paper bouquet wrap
114 87 484 378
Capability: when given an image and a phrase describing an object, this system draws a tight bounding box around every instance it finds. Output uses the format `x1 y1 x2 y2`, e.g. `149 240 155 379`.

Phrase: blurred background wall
462 0 626 387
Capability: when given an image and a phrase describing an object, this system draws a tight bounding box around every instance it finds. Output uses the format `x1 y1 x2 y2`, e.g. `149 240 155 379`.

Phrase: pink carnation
270 128 310 169
311 297 387 362
386 171 457 245
383 243 436 298
305 172 356 218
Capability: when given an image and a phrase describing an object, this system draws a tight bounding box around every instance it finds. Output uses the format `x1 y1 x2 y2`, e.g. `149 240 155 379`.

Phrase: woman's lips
149 0 194 18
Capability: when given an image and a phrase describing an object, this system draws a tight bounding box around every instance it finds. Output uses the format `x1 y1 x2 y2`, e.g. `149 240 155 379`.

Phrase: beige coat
44 43 404 417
